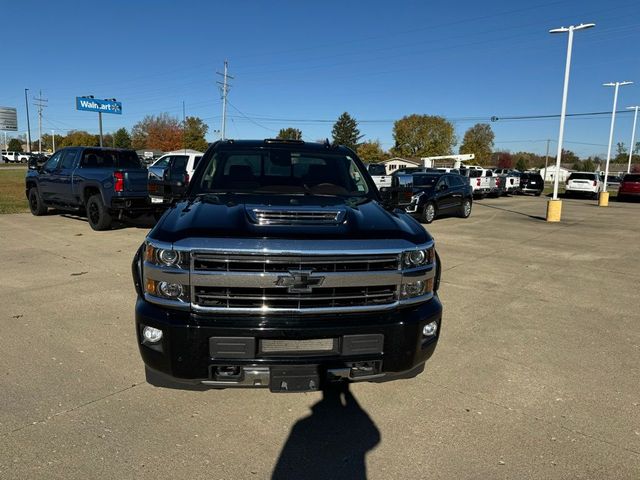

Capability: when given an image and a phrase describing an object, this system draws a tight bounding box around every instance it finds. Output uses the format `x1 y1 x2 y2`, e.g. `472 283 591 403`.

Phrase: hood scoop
247 206 346 225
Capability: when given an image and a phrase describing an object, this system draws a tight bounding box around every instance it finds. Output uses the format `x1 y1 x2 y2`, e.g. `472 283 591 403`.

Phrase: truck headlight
158 249 180 266
145 243 189 268
400 278 434 299
145 279 188 301
402 247 435 268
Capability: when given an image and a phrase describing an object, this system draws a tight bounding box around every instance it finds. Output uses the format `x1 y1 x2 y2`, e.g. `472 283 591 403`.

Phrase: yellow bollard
598 191 609 207
546 199 562 222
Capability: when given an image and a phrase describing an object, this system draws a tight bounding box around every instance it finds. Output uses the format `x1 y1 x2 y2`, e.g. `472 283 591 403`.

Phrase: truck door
51 148 80 206
38 151 63 203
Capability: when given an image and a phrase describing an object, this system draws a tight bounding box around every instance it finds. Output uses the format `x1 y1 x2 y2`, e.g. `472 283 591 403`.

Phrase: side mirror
380 174 413 209
28 157 40 170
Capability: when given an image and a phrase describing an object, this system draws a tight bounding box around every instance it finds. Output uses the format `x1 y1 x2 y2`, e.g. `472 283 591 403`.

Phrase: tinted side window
43 151 63 172
449 175 464 187
59 149 78 170
193 156 203 169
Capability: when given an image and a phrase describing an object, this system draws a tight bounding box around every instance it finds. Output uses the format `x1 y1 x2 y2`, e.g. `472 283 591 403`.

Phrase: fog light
142 326 163 343
423 321 438 337
158 281 182 298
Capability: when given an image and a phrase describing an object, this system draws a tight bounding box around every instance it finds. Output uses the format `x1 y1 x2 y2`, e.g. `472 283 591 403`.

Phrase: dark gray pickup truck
26 147 150 230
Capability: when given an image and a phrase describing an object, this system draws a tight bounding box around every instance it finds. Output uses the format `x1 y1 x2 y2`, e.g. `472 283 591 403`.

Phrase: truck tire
28 187 48 216
86 194 112 231
422 202 436 224
459 199 472 218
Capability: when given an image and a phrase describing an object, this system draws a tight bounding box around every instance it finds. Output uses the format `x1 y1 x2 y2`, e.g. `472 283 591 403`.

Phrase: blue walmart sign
76 97 122 115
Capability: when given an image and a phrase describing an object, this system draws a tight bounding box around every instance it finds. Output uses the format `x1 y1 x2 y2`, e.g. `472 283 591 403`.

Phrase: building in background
381 157 420 174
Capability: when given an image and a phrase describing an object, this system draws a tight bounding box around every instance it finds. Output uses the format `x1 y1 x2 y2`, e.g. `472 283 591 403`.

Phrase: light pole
546 22 595 222
627 106 639 174
52 129 56 152
601 81 633 206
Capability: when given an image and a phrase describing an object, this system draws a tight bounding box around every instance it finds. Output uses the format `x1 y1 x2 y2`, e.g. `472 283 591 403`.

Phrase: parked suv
26 147 151 230
617 173 640 200
565 172 601 199
519 172 544 196
405 172 473 223
132 139 443 392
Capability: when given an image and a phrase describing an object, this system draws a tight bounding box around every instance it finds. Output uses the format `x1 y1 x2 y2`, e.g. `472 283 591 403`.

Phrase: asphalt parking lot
1 195 639 479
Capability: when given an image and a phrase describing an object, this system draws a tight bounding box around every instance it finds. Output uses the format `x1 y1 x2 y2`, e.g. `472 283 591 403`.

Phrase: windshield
413 174 439 187
623 174 640 182
192 149 370 197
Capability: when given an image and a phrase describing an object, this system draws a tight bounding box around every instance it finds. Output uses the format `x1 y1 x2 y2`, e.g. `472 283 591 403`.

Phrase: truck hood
149 196 430 244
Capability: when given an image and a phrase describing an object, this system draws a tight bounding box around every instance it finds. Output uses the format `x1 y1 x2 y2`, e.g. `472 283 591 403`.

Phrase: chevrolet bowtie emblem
276 270 325 293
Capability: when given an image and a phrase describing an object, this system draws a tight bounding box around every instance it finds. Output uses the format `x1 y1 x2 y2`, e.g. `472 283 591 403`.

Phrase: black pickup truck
132 139 442 392
25 147 150 230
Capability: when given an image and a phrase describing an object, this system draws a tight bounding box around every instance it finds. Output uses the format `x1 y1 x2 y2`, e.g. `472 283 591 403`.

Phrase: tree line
8 114 209 153
8 109 640 170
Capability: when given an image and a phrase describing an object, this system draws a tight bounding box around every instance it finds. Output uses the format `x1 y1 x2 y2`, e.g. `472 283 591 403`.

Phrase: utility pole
24 88 32 153
544 139 551 182
216 60 233 140
33 90 48 154
602 81 632 202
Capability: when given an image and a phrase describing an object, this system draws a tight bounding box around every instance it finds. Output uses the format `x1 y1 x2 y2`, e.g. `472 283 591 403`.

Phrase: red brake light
114 172 124 192
184 173 190 185
476 178 481 186
593 180 597 187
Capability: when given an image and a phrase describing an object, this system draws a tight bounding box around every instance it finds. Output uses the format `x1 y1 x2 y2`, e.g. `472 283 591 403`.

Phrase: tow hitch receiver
269 365 320 393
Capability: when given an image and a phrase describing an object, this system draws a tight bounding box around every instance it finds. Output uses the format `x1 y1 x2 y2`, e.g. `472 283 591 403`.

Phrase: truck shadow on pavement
272 384 380 480
475 201 546 221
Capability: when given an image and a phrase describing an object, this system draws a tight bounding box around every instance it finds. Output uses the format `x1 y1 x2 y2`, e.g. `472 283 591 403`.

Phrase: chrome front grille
194 285 397 309
190 251 403 313
192 253 400 273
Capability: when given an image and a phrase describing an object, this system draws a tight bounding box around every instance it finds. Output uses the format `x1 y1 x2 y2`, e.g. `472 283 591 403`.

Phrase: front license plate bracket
269 365 320 393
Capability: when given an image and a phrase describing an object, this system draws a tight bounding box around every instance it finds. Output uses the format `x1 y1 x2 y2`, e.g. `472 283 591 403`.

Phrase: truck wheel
28 187 48 216
422 202 436 224
535 192 542 197
459 199 472 218
86 194 112 231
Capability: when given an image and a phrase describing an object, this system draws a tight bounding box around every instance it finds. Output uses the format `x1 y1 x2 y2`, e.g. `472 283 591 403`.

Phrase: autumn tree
277 128 303 140
59 130 99 147
183 116 209 151
331 112 362 150
391 114 456 157
459 123 494 165
495 152 513 169
131 113 183 151
561 149 579 164
113 128 132 148
7 138 22 152
357 140 388 164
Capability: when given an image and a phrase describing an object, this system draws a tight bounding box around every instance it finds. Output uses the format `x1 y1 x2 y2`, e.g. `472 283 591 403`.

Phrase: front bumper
135 296 442 390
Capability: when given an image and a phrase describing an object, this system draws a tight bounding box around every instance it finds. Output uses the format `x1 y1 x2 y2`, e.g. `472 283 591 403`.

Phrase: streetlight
626 106 639 174
600 81 633 206
546 22 595 222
